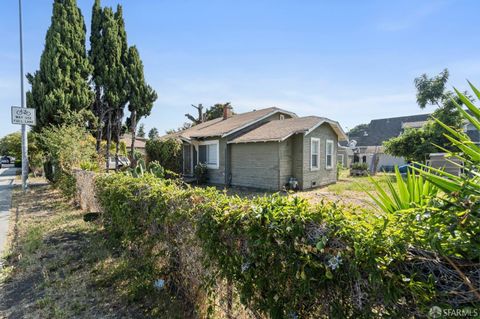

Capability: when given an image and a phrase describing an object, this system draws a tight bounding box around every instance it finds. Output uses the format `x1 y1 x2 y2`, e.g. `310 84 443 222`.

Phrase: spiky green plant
410 81 480 259
366 166 438 214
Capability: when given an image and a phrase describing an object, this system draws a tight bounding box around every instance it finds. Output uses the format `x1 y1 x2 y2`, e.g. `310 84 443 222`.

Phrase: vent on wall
311 181 317 187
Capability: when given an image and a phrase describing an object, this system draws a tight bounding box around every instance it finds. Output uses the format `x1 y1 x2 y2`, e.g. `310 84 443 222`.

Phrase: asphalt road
0 168 17 258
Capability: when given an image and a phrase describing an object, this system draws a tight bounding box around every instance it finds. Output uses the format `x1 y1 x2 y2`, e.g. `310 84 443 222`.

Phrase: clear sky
1 0 480 138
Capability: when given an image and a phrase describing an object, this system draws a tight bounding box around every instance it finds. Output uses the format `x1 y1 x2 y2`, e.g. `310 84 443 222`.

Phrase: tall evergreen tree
148 127 159 140
89 0 105 152
126 46 157 160
112 5 130 169
101 7 125 170
26 0 93 131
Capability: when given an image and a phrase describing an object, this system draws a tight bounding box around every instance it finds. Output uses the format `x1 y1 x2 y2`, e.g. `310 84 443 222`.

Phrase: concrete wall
301 123 338 189
230 142 280 190
73 170 101 212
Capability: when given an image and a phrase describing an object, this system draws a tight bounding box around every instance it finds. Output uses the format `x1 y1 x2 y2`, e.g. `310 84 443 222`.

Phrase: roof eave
221 109 298 138
304 120 348 141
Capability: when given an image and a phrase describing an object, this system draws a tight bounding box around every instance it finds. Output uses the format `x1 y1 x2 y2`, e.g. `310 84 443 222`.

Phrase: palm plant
410 81 479 260
366 166 438 214
413 81 480 197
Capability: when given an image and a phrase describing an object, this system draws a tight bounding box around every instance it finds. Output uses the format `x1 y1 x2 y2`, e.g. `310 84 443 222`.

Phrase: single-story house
165 106 347 190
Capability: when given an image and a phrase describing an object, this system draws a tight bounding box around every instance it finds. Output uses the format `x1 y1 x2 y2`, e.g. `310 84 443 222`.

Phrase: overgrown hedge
145 138 182 173
95 173 479 318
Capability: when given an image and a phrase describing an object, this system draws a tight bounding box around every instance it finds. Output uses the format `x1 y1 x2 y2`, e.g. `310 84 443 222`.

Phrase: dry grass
0 181 189 319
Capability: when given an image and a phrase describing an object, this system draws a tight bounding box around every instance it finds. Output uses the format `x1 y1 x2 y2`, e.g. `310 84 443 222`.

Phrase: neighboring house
163 106 347 190
344 112 480 172
120 135 147 155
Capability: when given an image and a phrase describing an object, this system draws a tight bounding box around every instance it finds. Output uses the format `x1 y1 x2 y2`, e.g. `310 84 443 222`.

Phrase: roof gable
228 116 347 144
180 107 297 140
350 113 431 146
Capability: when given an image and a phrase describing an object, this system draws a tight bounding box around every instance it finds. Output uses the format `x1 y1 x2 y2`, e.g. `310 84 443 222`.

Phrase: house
166 106 347 190
345 114 434 172
344 112 480 172
120 135 147 155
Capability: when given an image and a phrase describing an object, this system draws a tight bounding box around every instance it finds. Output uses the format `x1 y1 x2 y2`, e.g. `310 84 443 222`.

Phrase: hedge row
95 173 467 318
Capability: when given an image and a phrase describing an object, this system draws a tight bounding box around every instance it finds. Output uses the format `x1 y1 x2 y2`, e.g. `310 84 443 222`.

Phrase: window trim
279 114 285 120
198 140 220 169
310 137 320 171
326 139 334 170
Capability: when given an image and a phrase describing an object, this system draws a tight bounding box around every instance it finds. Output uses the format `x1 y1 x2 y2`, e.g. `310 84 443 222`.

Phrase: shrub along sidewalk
0 181 189 319
95 172 480 318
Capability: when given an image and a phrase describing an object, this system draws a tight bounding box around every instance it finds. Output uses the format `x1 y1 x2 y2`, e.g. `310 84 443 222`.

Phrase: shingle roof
120 135 147 149
228 116 347 143
349 113 431 146
179 107 296 139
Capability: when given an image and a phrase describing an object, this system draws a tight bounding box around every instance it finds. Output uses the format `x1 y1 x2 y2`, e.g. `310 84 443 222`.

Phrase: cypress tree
126 46 157 161
26 0 93 131
112 5 129 169
89 0 105 152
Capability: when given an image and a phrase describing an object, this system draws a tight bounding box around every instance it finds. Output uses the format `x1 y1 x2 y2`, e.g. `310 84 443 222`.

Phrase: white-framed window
279 114 285 120
198 140 219 169
310 138 320 170
326 139 334 169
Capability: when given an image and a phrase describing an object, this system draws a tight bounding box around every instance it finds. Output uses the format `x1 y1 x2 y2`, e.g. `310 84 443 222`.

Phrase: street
0 167 16 258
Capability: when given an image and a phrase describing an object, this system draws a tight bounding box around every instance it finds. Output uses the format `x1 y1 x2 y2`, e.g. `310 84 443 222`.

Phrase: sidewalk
0 168 17 258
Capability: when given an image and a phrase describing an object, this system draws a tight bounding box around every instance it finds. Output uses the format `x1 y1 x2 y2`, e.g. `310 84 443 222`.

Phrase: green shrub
145 138 182 173
351 162 367 170
14 159 22 168
366 166 438 214
194 163 208 184
412 81 480 260
95 173 476 318
38 124 97 198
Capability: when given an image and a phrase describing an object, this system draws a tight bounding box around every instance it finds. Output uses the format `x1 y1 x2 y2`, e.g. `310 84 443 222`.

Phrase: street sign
11 106 36 126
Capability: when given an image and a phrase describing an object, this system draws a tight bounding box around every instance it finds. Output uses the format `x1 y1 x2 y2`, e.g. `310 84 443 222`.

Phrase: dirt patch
0 182 190 319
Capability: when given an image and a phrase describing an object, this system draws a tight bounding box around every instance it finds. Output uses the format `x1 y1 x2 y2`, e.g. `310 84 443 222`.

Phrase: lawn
326 170 395 194
0 180 190 319
220 170 395 209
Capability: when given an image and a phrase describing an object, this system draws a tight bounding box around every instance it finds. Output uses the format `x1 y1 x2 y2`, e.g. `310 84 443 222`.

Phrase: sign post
18 0 28 192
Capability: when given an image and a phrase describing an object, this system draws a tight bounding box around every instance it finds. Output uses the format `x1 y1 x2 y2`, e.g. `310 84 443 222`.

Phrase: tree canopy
148 128 159 140
0 132 22 159
137 124 146 138
26 0 93 131
384 69 467 161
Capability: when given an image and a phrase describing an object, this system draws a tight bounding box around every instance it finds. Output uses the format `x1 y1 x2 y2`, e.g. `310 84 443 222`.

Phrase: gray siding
291 134 304 188
301 123 338 189
230 142 280 190
279 138 293 189
201 137 227 185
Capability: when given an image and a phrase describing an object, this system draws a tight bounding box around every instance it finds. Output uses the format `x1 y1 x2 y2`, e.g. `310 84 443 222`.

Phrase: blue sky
1 0 480 138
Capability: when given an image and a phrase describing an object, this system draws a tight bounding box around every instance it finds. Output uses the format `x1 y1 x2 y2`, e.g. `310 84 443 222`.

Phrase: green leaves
410 81 480 260
366 167 438 214
26 0 93 131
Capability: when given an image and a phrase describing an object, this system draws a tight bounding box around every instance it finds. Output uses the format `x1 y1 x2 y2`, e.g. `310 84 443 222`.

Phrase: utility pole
19 0 28 192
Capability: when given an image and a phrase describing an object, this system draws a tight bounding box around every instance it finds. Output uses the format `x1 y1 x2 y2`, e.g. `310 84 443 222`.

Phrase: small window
326 140 334 169
310 138 320 170
198 141 219 169
362 155 367 163
279 114 285 120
